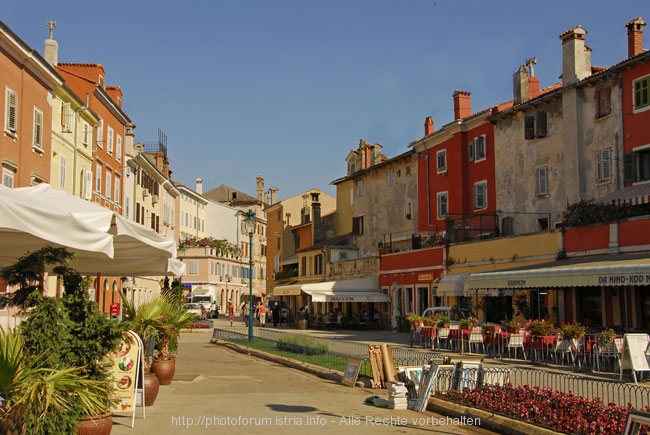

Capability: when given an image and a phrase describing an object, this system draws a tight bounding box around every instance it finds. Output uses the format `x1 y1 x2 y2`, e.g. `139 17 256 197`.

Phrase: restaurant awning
467 255 650 289
596 183 650 205
301 277 390 303
437 273 469 297
272 284 303 296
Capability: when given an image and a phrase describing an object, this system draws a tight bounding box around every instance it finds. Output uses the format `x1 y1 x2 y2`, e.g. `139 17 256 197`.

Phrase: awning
301 277 390 303
468 255 650 289
596 184 650 205
280 255 298 266
464 287 514 297
272 284 303 296
437 273 469 297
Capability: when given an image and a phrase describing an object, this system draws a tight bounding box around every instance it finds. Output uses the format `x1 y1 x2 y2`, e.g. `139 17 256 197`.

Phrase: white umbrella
16 184 182 276
0 184 115 268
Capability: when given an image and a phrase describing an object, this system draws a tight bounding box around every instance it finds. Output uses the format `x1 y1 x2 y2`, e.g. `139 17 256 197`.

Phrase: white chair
553 337 572 365
436 327 451 350
467 327 485 354
507 333 526 360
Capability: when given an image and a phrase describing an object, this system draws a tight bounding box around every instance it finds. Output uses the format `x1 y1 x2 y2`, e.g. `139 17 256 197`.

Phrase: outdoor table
525 335 557 362
493 331 511 358
449 328 470 352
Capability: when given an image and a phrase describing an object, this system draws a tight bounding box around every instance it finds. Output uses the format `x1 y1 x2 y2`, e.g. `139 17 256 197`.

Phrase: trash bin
397 317 410 333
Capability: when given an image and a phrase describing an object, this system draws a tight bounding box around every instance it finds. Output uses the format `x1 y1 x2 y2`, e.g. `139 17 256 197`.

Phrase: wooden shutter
468 139 475 161
536 111 547 138
623 152 635 182
6 90 17 132
524 116 535 140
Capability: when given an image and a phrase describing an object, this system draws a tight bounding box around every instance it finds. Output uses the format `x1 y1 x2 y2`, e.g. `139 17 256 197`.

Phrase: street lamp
245 209 256 342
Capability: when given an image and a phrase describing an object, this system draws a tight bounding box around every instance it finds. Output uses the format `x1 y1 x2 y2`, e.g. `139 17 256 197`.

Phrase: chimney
452 90 471 120
256 176 264 202
424 117 434 136
559 25 591 86
512 65 530 105
44 20 58 66
196 178 203 194
627 17 646 58
269 187 278 205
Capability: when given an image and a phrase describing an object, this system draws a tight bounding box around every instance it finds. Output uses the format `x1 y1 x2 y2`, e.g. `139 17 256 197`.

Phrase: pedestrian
228 302 234 327
258 302 266 327
242 302 250 326
271 301 281 328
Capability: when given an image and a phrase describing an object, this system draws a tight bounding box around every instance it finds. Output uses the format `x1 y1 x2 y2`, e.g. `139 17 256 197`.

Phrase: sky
2 1 649 200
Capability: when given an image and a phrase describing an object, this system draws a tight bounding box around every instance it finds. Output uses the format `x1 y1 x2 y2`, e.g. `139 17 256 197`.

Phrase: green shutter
623 152 635 182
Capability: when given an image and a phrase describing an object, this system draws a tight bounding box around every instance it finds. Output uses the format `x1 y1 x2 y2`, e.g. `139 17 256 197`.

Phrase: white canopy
15 184 183 276
300 277 390 303
437 272 469 297
0 184 114 268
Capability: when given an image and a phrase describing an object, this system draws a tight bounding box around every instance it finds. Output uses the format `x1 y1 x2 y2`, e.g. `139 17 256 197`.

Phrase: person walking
258 301 266 327
271 301 281 328
242 302 250 326
228 302 234 327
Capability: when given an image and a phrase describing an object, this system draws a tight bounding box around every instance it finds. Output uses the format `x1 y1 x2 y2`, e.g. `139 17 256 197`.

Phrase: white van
421 306 470 321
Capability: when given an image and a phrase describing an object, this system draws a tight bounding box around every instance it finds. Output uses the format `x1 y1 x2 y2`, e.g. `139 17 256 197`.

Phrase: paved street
111 328 501 435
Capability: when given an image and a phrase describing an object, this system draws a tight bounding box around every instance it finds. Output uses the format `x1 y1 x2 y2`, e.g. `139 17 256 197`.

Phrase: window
436 150 447 173
525 111 547 139
5 88 17 133
502 216 514 236
189 261 199 275
406 201 413 220
633 75 649 111
536 166 548 196
473 181 487 210
387 168 395 186
33 108 43 149
116 135 122 161
314 254 323 275
96 118 103 146
301 257 307 276
597 148 612 181
294 233 300 250
114 178 120 203
596 87 611 118
59 156 66 188
61 102 72 131
82 122 90 145
95 164 102 192
107 127 114 155
437 192 448 218
105 172 112 200
469 135 487 162
2 167 14 188
352 215 364 235
625 148 650 182
356 179 364 197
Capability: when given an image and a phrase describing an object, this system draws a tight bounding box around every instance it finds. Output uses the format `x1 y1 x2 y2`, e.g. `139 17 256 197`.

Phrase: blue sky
3 1 648 200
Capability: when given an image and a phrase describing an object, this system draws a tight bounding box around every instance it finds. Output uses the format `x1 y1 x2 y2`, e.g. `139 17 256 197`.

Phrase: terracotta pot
143 371 160 406
151 357 175 385
77 411 112 435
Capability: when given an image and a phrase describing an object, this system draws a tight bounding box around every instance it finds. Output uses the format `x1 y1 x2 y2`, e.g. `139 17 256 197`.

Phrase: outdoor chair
553 337 573 365
467 326 486 354
436 327 451 350
506 333 526 360
595 337 624 372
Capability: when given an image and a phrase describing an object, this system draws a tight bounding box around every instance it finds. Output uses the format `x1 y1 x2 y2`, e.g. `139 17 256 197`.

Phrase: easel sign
620 333 650 384
341 358 362 387
108 330 145 427
414 364 454 413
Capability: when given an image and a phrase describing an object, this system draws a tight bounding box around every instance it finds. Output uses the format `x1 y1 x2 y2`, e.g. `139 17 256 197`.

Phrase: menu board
106 331 141 417
620 333 650 384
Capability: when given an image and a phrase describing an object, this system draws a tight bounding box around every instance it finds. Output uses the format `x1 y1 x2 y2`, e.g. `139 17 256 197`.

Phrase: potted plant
2 248 123 434
459 316 479 331
437 316 452 328
526 319 555 337
598 328 616 348
406 314 423 326
560 321 587 340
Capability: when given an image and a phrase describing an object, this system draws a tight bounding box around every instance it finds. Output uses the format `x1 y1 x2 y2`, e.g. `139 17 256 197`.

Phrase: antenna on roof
46 20 56 39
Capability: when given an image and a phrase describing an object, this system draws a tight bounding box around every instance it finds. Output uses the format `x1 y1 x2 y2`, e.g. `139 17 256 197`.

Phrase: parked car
184 303 206 319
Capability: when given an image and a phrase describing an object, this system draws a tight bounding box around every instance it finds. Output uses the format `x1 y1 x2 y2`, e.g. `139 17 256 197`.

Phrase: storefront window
577 287 602 327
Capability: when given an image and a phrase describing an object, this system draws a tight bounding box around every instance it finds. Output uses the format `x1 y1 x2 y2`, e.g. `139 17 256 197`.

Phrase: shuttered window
536 166 548 196
33 108 43 148
5 88 17 133
597 148 612 181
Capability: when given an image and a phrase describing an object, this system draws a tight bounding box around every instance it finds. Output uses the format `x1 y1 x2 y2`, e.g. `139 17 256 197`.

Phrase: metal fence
211 327 650 410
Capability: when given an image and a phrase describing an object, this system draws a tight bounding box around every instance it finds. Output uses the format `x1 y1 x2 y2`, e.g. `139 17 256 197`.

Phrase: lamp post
245 209 256 342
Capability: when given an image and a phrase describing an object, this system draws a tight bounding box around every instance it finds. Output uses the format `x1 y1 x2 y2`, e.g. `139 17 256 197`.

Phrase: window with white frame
105 172 112 200
96 118 104 147
436 149 447 173
357 179 364 197
536 166 548 196
473 181 487 210
469 135 487 162
114 177 120 203
189 260 199 275
633 75 649 111
82 122 90 145
33 108 43 149
437 191 448 218
59 156 67 188
387 168 395 186
5 88 17 133
95 164 102 192
116 135 122 161
2 167 14 188
597 148 612 181
107 127 114 155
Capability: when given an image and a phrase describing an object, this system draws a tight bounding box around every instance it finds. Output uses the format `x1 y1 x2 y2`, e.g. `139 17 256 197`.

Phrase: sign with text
106 331 142 422
620 333 650 384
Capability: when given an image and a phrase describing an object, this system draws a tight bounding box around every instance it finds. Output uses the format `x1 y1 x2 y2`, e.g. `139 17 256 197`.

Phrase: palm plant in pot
1 248 123 434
